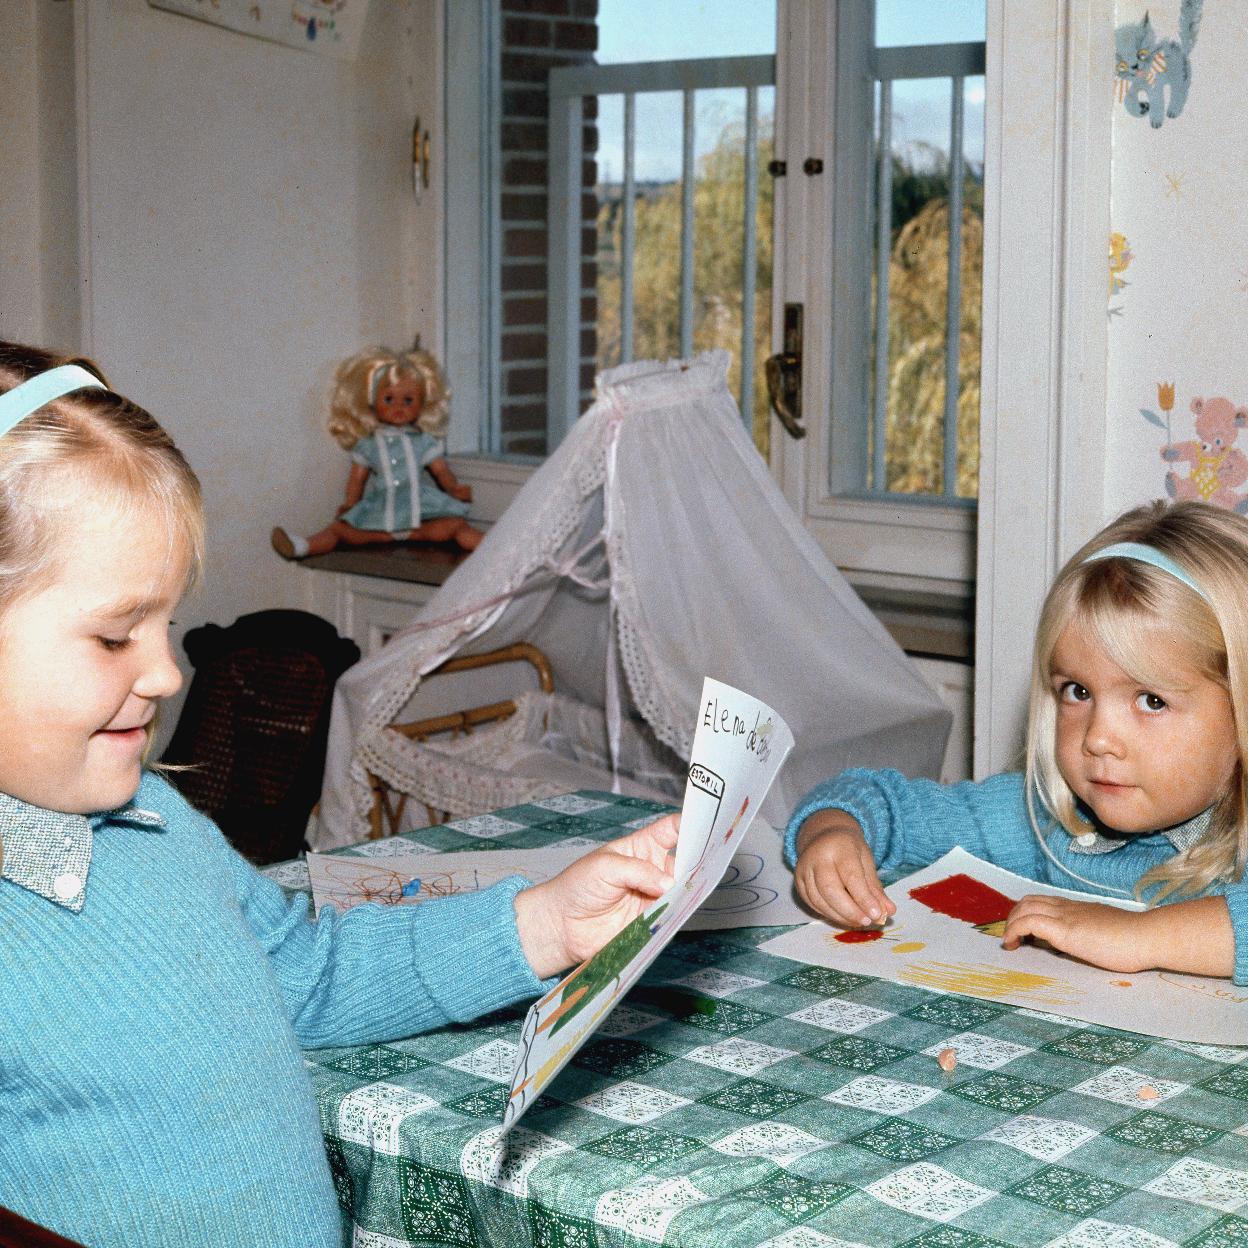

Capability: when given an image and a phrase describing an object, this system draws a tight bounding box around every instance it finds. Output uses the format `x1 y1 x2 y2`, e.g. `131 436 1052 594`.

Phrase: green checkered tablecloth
266 792 1248 1248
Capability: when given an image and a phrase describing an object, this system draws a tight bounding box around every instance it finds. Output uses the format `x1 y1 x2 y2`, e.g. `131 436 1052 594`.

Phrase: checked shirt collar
0 791 166 912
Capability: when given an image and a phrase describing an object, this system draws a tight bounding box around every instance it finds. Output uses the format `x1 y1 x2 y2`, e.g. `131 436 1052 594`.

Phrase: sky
595 0 985 183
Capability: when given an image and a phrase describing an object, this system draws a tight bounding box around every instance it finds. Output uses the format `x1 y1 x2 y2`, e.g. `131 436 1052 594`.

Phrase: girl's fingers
806 869 869 929
1001 898 1064 949
595 851 674 900
838 853 888 925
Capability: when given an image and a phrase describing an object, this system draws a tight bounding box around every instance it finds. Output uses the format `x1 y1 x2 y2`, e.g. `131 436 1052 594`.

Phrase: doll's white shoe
271 527 310 560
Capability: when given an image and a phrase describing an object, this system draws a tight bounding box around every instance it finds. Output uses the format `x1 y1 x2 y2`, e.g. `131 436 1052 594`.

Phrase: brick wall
499 0 599 456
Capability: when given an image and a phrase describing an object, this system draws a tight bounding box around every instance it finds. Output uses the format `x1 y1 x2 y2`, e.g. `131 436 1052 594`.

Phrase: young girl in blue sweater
0 342 677 1247
788 499 1248 986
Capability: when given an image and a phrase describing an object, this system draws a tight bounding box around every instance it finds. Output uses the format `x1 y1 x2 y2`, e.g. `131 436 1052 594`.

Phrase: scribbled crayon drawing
697 853 779 915
1114 0 1202 128
827 925 925 953
908 872 1017 938
899 960 1080 1009
721 797 749 846
312 858 502 913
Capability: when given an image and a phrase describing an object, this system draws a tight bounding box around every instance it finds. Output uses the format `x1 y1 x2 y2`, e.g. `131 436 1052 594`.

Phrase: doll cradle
365 642 681 836
315 350 952 849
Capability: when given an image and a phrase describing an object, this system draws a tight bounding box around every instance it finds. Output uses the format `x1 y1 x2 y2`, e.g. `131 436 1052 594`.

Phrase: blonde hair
0 341 205 614
1025 499 1248 902
327 346 451 450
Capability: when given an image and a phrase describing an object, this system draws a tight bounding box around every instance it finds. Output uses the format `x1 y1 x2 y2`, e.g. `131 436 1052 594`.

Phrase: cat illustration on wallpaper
1114 0 1203 128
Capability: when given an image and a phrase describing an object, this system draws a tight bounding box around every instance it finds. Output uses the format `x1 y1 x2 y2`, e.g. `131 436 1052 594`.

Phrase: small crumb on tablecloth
936 1048 958 1072
1137 1085 1160 1100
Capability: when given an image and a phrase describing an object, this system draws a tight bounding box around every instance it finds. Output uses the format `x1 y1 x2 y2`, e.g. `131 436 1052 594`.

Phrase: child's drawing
1114 0 1202 128
307 818 809 931
503 678 794 1129
909 872 1016 937
760 847 1248 1045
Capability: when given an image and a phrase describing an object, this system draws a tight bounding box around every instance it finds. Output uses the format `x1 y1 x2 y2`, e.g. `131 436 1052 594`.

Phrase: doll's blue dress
341 427 469 536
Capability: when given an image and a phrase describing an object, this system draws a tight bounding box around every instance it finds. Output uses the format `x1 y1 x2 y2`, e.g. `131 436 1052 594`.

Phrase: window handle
764 303 806 440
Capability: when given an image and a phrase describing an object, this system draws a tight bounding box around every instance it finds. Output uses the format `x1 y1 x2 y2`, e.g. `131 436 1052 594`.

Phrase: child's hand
1002 896 1154 972
793 810 895 929
448 483 472 502
514 815 679 979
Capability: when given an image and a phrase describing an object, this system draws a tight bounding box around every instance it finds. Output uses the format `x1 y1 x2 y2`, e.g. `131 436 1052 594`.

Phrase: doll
272 346 483 559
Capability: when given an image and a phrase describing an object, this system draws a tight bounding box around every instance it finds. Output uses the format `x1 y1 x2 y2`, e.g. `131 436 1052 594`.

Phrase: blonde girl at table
0 341 677 1248
789 499 1248 985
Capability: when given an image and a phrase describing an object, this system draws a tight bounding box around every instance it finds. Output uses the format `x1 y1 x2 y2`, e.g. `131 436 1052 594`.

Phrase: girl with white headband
789 499 1248 984
0 339 678 1246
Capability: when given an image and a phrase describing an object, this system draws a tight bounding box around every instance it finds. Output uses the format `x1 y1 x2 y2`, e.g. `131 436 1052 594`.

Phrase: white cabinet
301 568 438 657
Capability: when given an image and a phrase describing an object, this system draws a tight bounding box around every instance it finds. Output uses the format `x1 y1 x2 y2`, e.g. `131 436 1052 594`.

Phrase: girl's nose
134 635 184 701
1083 706 1125 758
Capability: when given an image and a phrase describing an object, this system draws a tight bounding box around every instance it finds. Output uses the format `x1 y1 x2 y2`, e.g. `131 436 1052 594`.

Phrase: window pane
597 86 775 454
876 0 985 48
598 1 775 63
862 38 984 502
494 0 776 459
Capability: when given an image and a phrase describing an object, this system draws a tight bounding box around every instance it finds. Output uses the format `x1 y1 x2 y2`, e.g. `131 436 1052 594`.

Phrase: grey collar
1068 805 1212 857
0 792 165 912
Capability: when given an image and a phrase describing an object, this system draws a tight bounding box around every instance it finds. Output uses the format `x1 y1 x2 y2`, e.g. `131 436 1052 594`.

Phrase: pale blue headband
0 364 106 437
1083 540 1211 604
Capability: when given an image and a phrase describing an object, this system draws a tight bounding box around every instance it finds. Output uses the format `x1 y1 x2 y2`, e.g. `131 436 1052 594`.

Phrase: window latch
764 303 806 440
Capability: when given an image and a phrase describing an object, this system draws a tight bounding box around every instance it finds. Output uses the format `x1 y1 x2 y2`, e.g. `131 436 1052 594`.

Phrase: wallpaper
1105 0 1248 515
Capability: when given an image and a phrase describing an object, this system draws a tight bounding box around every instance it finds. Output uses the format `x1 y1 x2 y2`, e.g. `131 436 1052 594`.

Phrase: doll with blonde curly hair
272 345 483 558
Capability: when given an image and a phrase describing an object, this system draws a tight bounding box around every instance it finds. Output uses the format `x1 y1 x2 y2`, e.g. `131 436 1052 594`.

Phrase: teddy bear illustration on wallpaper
1160 395 1248 513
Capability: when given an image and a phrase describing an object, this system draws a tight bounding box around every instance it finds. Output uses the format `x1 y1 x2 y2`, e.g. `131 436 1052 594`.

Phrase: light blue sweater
785 768 1248 985
0 771 545 1247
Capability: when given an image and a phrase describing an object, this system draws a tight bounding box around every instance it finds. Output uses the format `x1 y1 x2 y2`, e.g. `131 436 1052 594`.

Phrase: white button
53 872 82 900
1075 832 1098 847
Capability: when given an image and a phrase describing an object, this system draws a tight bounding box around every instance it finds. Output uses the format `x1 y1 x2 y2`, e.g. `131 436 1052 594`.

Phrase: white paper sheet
759 847 1248 1045
305 818 808 930
502 678 794 1128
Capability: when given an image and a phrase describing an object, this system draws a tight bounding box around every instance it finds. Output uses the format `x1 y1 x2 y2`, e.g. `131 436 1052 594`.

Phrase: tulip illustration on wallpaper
1114 0 1203 128
1142 383 1248 512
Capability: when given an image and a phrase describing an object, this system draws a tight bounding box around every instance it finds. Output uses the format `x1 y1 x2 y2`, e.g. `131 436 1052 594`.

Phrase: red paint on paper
834 929 885 944
909 873 1017 926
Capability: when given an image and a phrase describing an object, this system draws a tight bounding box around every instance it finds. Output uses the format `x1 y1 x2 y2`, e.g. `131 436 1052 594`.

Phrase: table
266 792 1248 1248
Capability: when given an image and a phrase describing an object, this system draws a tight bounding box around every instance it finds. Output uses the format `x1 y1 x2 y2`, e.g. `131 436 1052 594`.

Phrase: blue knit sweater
785 768 1248 985
0 772 545 1247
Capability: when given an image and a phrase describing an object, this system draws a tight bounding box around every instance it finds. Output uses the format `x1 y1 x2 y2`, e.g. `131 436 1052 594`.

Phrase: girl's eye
96 636 132 652
1058 681 1090 703
1137 691 1167 713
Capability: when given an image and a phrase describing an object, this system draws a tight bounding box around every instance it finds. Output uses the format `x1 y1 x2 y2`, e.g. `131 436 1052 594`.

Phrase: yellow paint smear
892 941 926 954
899 960 1079 1007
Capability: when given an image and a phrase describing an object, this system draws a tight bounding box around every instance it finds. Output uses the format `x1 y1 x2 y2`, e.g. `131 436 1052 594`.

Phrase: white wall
3 0 442 740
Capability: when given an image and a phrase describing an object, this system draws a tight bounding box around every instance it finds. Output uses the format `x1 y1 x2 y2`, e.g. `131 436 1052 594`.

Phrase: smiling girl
788 500 1248 984
0 341 677 1247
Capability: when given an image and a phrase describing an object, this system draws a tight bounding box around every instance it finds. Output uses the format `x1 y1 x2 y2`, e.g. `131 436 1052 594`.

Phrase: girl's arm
230 850 546 1047
1002 894 1235 979
227 814 677 1047
426 456 472 502
785 769 1038 874
337 461 370 515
